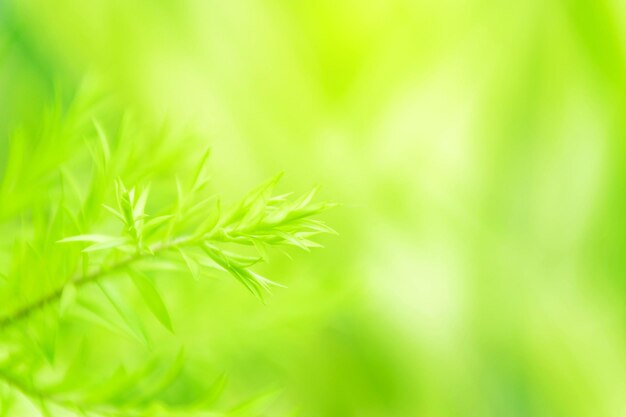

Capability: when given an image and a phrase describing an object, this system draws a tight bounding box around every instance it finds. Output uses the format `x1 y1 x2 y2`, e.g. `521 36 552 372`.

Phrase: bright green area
1 1 626 416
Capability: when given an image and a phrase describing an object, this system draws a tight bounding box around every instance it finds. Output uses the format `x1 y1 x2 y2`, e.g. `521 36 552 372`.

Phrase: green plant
0 89 335 416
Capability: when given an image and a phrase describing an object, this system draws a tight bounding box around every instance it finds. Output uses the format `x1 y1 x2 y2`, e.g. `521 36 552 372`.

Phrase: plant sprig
0 172 335 332
0 98 336 417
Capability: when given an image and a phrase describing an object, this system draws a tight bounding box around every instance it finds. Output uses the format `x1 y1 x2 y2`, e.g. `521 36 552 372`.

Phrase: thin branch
0 236 194 332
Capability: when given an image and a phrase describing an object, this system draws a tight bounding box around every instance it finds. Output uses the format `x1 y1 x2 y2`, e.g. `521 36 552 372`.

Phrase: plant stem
0 235 194 332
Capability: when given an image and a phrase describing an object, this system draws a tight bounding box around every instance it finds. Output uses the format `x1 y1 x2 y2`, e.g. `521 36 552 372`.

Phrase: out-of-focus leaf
57 234 117 244
127 268 173 332
177 248 200 281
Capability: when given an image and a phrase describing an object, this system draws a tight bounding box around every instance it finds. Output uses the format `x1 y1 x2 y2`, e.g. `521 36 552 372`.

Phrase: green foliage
6 0 626 415
0 92 335 416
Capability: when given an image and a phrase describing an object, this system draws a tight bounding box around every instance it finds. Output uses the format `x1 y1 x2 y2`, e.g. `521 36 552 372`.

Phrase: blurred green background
2 0 626 416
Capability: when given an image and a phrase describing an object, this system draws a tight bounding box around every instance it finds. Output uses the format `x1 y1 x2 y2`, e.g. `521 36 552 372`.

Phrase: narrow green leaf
57 234 117 244
133 185 151 219
66 309 113 343
94 282 151 348
143 215 174 234
201 244 282 300
277 232 310 251
295 185 319 209
102 204 126 222
191 147 211 191
194 197 221 238
177 248 200 281
82 237 130 252
300 219 338 235
128 268 173 332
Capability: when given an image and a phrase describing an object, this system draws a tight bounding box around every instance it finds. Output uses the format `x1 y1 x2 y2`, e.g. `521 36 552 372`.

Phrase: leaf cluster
0 91 335 417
